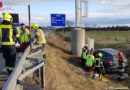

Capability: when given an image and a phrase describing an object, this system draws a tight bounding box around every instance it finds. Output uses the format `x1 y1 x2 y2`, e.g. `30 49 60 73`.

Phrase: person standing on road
86 49 95 74
0 13 20 75
92 53 104 81
18 23 30 53
117 52 126 81
32 23 47 59
81 45 89 70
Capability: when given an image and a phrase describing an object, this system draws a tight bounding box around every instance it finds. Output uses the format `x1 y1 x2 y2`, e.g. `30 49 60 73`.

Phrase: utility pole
75 0 80 27
71 0 88 56
28 5 31 35
80 0 82 27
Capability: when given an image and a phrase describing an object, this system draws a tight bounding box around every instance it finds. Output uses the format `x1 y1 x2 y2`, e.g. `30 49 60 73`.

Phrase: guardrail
2 30 52 90
2 44 45 90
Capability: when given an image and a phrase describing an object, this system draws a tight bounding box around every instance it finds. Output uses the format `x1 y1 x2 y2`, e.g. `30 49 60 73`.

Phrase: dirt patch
24 31 129 90
45 31 128 90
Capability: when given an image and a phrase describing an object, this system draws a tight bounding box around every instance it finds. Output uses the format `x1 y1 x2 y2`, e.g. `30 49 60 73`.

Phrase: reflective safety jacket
35 29 46 44
18 28 29 43
0 21 19 45
118 58 126 72
86 54 95 66
94 58 103 67
82 51 88 59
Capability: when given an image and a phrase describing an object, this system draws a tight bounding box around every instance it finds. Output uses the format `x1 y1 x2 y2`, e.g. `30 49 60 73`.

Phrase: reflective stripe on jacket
18 29 29 43
86 54 95 66
6 66 14 71
118 58 126 72
95 58 102 67
82 51 87 59
0 25 15 45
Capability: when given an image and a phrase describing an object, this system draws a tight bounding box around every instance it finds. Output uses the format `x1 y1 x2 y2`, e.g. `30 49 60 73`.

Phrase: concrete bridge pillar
71 28 85 56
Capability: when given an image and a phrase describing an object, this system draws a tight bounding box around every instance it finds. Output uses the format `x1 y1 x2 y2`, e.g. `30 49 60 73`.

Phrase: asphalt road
0 53 5 73
0 51 22 73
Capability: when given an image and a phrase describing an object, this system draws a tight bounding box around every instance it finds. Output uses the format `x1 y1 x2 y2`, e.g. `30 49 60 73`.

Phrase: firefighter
117 52 126 81
92 53 104 81
18 23 30 53
81 45 89 69
32 23 47 59
86 49 95 74
0 13 20 75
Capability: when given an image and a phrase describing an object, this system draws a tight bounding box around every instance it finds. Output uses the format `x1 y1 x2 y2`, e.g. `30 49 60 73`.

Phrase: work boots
92 74 95 79
42 51 47 58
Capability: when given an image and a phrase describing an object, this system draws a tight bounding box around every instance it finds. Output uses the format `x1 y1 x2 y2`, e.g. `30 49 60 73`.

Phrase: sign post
28 5 32 51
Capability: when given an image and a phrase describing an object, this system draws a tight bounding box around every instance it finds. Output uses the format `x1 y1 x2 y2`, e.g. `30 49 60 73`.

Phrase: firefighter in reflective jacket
0 13 20 75
117 52 126 81
86 50 95 74
81 45 89 69
18 23 30 53
32 23 47 58
92 53 104 81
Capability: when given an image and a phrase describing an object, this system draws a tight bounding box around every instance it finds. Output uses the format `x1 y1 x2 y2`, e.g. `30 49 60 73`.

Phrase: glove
103 67 104 70
20 33 23 36
17 37 21 44
92 67 95 70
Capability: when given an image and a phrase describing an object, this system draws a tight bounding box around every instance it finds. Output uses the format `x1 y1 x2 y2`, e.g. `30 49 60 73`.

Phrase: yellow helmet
98 53 102 57
3 13 13 23
33 23 39 30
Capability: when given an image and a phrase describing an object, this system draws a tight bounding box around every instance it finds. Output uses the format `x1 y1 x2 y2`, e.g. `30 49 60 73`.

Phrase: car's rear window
113 55 118 62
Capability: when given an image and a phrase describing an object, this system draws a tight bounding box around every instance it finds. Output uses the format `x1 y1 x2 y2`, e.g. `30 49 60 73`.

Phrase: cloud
90 0 130 6
0 0 73 5
19 13 50 26
18 10 75 26
1 0 130 25
88 0 130 22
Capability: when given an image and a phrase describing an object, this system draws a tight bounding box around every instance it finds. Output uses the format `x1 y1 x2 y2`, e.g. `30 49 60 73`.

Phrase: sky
0 0 130 26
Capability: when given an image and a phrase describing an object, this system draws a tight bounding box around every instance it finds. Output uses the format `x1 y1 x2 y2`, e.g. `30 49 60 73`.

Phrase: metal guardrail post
41 66 43 88
39 61 41 87
18 62 44 81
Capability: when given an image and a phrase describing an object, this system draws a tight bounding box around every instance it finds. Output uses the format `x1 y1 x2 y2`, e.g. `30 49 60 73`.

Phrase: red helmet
118 52 123 57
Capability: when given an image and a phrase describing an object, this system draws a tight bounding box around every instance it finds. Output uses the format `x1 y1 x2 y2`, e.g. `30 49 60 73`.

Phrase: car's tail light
109 60 113 65
14 37 16 40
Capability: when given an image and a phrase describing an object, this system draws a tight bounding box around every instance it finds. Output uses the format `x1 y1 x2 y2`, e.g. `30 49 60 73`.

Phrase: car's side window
103 56 106 59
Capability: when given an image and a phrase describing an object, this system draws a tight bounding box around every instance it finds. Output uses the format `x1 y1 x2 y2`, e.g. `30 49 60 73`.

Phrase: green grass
86 31 130 37
59 30 130 52
58 30 130 88
86 31 130 52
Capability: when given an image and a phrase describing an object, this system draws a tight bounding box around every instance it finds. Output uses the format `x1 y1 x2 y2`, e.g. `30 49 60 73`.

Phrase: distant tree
66 20 74 27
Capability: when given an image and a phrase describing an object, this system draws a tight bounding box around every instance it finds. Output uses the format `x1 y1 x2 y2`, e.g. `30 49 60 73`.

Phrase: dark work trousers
118 71 124 78
117 67 125 80
41 44 46 59
94 67 102 74
1 45 16 73
81 58 87 70
93 67 102 80
41 44 45 53
81 58 85 67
